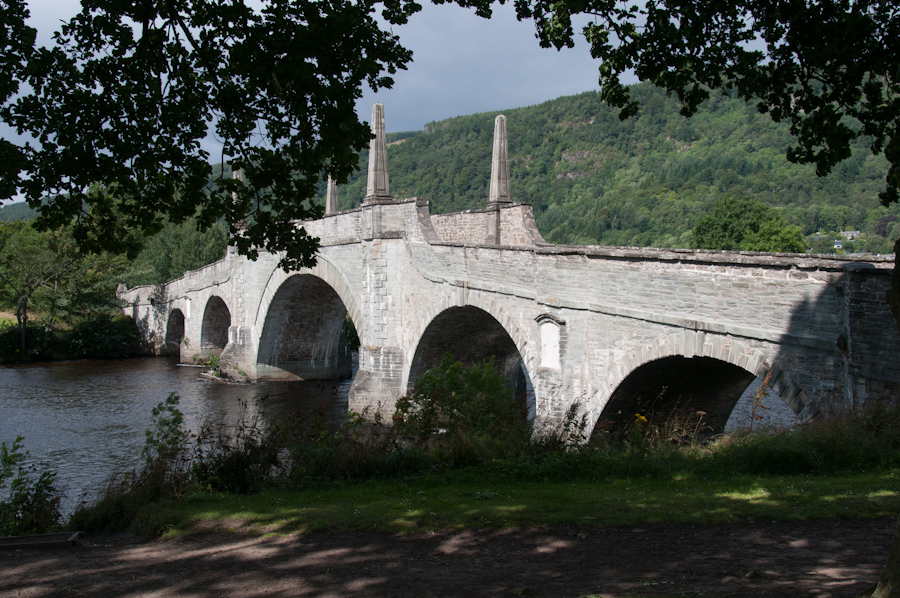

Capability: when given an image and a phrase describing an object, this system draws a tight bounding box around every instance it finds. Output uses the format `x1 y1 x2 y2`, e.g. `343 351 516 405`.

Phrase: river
0 357 351 508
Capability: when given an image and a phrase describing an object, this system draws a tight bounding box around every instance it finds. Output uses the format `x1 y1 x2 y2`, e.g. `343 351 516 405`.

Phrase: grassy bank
7 358 900 538
142 470 900 537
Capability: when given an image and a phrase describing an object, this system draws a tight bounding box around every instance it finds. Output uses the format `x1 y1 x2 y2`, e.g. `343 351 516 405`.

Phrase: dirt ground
2 518 894 597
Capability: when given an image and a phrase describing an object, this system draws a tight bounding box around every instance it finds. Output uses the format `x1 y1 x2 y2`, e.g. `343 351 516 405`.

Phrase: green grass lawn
142 469 900 537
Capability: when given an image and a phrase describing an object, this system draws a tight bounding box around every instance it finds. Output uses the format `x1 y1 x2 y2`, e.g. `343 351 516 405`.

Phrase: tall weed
0 436 63 535
70 393 192 533
193 408 279 494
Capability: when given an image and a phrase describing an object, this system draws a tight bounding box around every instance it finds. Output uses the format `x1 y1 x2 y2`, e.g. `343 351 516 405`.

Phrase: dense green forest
0 203 38 223
324 84 900 253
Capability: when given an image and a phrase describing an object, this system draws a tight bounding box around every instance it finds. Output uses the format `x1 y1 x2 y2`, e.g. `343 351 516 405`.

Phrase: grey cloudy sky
355 3 605 132
25 1 608 133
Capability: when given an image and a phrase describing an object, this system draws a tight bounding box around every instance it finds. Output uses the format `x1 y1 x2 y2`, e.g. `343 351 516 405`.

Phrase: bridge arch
406 294 534 416
590 331 803 437
164 308 185 357
200 296 231 358
254 261 360 381
253 256 363 340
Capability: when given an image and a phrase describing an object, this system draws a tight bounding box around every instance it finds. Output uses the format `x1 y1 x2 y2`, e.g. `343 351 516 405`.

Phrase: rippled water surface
0 357 350 504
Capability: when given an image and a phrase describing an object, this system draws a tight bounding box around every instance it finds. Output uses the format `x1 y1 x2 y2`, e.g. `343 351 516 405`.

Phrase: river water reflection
0 357 351 505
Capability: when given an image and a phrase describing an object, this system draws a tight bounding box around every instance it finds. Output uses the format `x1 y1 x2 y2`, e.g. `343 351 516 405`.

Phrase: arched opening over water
594 356 757 439
164 309 185 358
256 274 355 381
200 296 231 358
408 306 533 419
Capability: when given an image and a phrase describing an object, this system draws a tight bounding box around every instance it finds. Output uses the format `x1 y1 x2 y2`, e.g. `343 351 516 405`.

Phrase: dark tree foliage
125 218 228 287
440 0 900 205
876 214 899 237
1 0 418 270
0 0 33 201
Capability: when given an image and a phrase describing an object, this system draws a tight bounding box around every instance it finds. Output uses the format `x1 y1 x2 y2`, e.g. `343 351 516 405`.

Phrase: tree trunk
875 513 900 597
874 239 900 598
16 296 28 354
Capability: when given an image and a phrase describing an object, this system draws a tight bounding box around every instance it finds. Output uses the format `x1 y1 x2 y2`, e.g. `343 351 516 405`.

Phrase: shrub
193 413 280 494
394 355 528 463
0 321 46 362
67 313 138 358
0 436 63 535
70 393 192 533
343 315 360 350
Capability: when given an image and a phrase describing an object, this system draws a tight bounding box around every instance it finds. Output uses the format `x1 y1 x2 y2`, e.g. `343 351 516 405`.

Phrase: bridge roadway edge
118 200 900 433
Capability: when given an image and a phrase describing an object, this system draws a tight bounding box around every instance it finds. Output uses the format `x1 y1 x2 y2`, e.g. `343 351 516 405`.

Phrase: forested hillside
0 203 37 222
4 83 897 257
0 203 226 288
327 84 898 252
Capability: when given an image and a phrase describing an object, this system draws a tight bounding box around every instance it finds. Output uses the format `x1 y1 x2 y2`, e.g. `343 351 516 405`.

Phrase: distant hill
324 84 897 250
5 86 896 253
0 202 37 222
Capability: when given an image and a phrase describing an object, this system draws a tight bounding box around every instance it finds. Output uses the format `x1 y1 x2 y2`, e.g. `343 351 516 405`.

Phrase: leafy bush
394 355 528 463
193 414 280 494
0 436 63 535
343 315 360 350
70 393 191 533
0 321 46 362
279 409 429 481
67 313 138 358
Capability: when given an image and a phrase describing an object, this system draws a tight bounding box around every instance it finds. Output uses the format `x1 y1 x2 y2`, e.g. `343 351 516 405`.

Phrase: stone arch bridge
121 108 900 434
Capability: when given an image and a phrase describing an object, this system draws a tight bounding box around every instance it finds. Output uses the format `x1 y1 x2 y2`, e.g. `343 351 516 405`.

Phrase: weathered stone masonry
121 108 900 433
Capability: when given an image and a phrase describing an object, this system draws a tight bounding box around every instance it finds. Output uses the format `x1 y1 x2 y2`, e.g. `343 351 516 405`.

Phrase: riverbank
3 517 893 597
0 314 138 364
137 471 900 536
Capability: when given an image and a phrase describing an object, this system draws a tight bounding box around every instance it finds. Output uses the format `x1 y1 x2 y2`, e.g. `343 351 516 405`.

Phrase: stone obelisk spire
364 103 392 203
325 175 338 215
488 114 511 206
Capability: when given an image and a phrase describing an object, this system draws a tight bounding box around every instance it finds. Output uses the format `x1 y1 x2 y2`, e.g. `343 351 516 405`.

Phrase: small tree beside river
0 221 132 360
